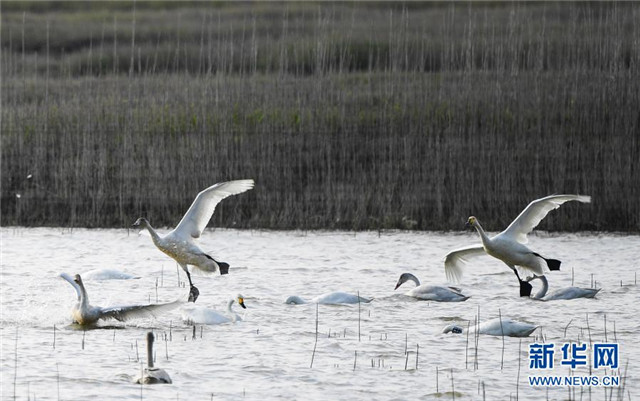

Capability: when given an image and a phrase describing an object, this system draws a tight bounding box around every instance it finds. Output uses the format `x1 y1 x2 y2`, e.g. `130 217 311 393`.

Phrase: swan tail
202 254 230 275
546 258 561 271
532 252 561 271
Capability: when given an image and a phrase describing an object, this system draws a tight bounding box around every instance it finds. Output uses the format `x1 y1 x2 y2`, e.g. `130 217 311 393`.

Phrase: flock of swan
58 181 599 382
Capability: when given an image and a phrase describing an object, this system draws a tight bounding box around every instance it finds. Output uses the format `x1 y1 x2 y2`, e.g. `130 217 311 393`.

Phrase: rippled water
1 228 638 400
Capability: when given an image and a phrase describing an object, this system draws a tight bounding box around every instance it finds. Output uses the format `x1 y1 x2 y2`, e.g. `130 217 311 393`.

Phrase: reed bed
2 2 639 231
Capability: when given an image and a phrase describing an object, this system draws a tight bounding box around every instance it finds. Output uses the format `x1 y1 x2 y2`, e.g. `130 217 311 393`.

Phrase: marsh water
1 228 638 400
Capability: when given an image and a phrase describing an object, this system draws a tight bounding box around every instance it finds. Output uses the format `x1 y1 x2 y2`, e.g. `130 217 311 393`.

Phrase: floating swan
82 268 139 280
443 317 538 337
133 180 254 302
60 273 182 326
135 332 172 384
181 294 247 325
285 292 372 305
444 194 591 285
520 274 601 301
394 272 469 302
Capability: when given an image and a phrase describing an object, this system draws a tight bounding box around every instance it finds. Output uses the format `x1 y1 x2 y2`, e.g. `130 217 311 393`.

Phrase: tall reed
2 3 638 231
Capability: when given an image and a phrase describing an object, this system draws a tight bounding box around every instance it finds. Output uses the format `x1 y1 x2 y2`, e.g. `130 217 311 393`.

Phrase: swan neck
407 273 420 287
143 221 162 244
534 276 549 299
227 299 234 314
77 281 89 307
146 332 154 368
473 221 491 246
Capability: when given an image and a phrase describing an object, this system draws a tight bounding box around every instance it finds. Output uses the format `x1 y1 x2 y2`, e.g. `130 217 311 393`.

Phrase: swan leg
180 263 199 303
508 265 533 297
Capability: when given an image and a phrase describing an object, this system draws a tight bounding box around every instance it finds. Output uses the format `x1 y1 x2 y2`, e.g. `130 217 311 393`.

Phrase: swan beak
394 282 401 290
238 297 247 309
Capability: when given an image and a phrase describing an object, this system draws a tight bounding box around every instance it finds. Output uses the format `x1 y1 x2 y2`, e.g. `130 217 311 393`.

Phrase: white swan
394 273 469 302
520 274 601 301
135 332 172 384
60 273 182 326
82 268 139 280
444 194 591 284
285 292 372 305
133 179 254 302
443 317 538 337
181 294 246 325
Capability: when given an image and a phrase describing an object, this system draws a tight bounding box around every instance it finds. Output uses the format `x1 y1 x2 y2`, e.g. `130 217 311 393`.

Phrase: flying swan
444 194 591 284
394 273 469 302
60 273 182 326
133 179 254 302
285 292 372 305
519 274 601 301
135 332 172 384
443 317 538 337
181 294 247 325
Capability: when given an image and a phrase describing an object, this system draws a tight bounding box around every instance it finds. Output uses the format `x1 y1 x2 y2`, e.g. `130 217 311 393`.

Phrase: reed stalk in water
516 339 522 401
310 303 318 368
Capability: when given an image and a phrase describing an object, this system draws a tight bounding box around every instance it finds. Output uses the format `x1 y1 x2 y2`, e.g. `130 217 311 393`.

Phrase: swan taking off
519 274 601 301
60 273 182 326
444 194 591 285
132 179 254 303
443 317 538 337
135 332 172 384
285 292 372 305
181 294 247 325
394 273 469 302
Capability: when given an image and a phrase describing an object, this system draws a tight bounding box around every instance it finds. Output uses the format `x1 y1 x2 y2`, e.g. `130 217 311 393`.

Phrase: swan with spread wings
444 194 591 285
133 179 254 302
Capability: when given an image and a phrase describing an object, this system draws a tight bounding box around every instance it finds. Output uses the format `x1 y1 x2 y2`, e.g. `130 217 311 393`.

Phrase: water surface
1 228 637 400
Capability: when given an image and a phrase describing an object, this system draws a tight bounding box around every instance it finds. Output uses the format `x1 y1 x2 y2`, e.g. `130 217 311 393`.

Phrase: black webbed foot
188 285 200 303
218 262 230 275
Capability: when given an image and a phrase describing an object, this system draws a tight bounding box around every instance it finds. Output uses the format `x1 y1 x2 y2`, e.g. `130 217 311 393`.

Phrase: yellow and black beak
465 217 476 228
238 297 247 309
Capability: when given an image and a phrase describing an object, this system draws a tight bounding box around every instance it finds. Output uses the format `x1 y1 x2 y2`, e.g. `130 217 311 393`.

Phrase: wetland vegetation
2 2 638 231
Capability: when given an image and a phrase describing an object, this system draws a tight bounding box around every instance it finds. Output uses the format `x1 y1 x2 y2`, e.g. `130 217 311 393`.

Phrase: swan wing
172 180 255 240
501 194 591 243
444 244 486 283
100 299 183 322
